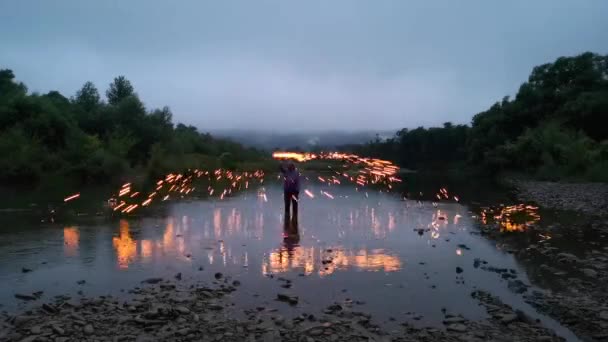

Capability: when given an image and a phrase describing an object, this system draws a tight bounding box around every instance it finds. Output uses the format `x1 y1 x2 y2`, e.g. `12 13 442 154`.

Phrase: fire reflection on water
262 247 402 276
63 226 79 257
479 204 541 232
112 220 136 269
64 203 464 272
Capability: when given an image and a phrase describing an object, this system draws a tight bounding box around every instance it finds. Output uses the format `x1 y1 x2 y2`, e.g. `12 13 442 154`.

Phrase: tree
74 81 101 112
0 69 27 100
0 69 265 184
106 76 134 105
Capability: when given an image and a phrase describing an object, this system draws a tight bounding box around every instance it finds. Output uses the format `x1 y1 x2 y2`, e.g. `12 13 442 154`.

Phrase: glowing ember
63 193 80 202
304 189 314 198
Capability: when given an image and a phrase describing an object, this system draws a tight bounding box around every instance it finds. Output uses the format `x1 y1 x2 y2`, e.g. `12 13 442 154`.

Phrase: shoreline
1 276 567 342
481 179 608 341
509 179 608 218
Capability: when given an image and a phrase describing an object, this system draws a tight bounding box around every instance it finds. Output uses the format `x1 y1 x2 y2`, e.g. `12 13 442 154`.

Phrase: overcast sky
1 1 607 132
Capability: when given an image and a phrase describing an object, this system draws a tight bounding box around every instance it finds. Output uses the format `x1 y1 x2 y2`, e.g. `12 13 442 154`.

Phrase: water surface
0 182 575 337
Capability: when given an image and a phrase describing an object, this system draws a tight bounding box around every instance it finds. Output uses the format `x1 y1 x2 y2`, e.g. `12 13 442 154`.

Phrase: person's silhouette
279 161 301 221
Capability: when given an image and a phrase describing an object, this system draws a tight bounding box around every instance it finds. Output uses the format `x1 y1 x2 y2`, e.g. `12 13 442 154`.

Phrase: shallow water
0 182 578 339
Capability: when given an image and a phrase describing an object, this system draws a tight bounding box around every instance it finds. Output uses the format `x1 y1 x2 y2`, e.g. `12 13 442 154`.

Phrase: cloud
1 0 607 131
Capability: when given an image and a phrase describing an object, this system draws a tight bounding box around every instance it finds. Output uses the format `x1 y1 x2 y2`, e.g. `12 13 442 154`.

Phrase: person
279 161 301 220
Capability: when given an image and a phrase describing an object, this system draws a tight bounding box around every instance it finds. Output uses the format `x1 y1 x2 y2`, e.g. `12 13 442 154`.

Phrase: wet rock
141 278 163 284
215 272 223 279
175 306 190 314
18 337 37 342
557 252 579 263
443 317 465 324
456 267 463 274
12 315 34 327
42 303 57 313
15 293 37 301
581 268 598 278
446 323 467 332
501 272 517 279
277 293 298 305
83 324 94 335
52 325 65 335
507 280 528 294
160 284 176 290
498 313 518 324
208 304 223 310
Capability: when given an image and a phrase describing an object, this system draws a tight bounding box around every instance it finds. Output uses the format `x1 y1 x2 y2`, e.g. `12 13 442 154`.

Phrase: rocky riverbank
476 211 608 341
1 275 567 342
510 180 608 218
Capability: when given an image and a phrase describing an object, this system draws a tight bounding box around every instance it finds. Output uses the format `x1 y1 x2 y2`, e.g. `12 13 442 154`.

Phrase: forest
0 71 263 184
353 52 608 182
2 52 607 186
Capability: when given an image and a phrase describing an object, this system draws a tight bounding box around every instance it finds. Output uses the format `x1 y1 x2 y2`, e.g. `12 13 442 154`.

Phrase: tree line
0 71 263 184
351 52 608 182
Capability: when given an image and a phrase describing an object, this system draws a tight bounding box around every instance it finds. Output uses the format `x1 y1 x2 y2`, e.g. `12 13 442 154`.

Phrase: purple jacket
280 166 301 193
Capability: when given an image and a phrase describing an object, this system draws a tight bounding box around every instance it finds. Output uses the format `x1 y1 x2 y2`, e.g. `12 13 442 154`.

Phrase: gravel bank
510 180 608 217
1 276 567 342
477 218 608 341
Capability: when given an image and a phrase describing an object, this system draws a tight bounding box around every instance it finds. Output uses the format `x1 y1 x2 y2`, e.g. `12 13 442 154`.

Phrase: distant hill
210 130 394 151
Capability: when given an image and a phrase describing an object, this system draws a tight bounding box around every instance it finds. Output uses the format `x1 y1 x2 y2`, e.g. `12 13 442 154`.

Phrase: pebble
15 293 37 301
581 268 598 278
84 324 94 335
141 278 163 284
52 325 65 335
446 324 467 332
499 313 518 324
443 317 465 324
175 306 190 314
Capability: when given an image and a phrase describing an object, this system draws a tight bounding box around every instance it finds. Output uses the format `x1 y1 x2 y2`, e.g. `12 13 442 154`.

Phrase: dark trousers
284 191 299 219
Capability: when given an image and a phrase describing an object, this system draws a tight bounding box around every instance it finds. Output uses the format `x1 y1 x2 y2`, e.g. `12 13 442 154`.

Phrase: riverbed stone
581 268 598 278
84 324 94 335
175 306 190 314
446 323 467 332
499 313 518 324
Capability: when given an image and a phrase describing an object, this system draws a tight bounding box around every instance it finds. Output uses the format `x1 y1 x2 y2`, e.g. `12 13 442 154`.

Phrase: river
0 179 581 340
